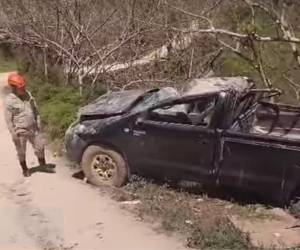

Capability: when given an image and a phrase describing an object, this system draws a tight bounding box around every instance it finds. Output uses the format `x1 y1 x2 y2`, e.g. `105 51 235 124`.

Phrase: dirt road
0 72 187 250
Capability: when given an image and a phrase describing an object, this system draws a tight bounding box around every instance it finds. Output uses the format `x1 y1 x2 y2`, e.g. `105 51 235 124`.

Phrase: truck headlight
75 124 97 135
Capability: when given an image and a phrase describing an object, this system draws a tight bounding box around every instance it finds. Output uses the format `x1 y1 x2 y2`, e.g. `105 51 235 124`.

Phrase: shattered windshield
79 90 144 115
130 87 181 113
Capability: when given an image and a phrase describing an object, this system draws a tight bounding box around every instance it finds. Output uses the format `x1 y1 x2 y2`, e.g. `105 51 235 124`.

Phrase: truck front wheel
81 145 128 187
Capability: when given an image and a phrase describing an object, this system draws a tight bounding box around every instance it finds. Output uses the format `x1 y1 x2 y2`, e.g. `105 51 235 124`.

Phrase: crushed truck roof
184 77 254 96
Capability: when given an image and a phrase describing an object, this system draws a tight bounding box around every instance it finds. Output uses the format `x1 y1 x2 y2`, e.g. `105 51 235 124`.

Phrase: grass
19 63 106 139
187 217 251 250
221 53 255 77
121 178 259 250
27 78 84 139
0 55 18 73
119 178 297 249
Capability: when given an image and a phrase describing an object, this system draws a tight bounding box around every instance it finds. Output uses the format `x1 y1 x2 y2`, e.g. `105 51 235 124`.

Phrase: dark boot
38 158 56 172
38 158 46 167
20 161 31 177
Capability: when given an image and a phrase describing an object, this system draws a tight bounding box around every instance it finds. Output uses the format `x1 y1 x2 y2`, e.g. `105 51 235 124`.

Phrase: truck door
130 96 219 183
217 132 288 203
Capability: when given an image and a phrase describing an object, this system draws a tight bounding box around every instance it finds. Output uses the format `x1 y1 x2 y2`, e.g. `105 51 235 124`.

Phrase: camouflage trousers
12 130 45 162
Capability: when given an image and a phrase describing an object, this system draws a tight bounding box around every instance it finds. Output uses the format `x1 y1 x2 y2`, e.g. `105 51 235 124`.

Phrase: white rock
121 200 141 205
273 232 281 238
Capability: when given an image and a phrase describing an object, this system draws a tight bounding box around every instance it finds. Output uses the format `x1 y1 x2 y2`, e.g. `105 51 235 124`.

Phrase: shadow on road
29 164 56 175
72 170 85 180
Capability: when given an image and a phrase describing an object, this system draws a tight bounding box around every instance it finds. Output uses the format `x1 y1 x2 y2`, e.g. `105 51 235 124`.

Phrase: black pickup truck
65 77 300 209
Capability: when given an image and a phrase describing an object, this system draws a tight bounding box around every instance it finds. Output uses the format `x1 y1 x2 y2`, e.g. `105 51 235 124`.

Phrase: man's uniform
4 91 45 163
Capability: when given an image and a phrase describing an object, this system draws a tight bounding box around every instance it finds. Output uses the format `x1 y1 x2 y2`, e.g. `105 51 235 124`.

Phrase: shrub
26 72 104 139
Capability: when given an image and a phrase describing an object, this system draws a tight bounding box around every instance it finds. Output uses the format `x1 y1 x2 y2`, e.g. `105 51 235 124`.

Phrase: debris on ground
120 200 141 205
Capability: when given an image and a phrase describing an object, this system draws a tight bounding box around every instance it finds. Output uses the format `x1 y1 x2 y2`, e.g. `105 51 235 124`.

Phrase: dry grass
113 177 277 249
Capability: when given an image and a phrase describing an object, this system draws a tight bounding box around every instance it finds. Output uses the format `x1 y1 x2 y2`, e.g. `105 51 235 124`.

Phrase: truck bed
252 102 300 140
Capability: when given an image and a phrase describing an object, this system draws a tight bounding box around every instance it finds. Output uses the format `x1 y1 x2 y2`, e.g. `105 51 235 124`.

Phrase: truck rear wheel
81 145 128 187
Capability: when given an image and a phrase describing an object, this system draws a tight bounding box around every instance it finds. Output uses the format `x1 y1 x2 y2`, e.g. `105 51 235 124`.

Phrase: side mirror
135 117 144 126
135 111 149 126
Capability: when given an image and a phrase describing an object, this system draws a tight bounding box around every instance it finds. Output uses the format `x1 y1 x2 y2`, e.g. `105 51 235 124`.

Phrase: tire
81 145 128 187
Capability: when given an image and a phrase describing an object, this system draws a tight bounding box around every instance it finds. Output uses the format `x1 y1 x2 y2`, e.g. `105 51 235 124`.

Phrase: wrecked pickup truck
65 77 300 209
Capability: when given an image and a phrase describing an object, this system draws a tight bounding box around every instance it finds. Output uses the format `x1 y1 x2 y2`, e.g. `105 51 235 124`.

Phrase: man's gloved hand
16 128 29 137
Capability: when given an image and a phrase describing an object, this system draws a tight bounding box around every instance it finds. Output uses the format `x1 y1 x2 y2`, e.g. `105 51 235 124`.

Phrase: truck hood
79 90 144 116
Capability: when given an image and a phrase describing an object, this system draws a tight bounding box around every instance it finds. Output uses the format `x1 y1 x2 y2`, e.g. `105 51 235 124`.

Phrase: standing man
4 73 47 177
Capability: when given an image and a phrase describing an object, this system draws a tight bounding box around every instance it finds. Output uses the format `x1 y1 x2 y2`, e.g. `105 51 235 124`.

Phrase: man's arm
4 102 18 139
28 92 42 131
32 101 41 130
36 112 42 131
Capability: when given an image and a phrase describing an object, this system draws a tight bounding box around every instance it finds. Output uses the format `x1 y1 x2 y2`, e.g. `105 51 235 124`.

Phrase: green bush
27 75 101 139
0 49 18 73
28 80 83 139
187 218 252 250
39 99 80 138
221 54 254 77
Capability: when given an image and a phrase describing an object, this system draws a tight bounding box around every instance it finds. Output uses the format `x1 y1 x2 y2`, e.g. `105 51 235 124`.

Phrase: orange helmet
8 73 26 88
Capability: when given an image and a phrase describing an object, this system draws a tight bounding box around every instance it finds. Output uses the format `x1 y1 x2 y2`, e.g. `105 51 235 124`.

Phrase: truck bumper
65 125 87 164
